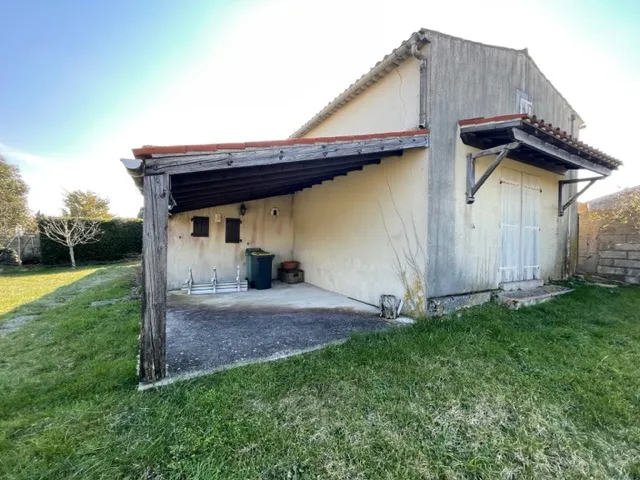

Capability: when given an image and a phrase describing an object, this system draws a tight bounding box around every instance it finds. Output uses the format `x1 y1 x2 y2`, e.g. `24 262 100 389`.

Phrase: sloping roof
125 130 430 213
459 114 622 171
132 129 426 159
290 28 582 139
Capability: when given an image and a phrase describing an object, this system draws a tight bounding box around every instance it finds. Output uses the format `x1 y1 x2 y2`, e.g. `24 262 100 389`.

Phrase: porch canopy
458 114 621 210
123 129 429 384
125 130 430 214
459 113 621 176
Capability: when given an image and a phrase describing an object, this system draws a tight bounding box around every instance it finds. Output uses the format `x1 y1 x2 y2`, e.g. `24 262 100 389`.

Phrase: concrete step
499 279 544 291
495 285 573 310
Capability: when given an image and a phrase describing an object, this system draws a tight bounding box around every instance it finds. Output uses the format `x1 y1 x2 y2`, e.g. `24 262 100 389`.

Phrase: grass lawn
1 266 639 479
0 265 101 319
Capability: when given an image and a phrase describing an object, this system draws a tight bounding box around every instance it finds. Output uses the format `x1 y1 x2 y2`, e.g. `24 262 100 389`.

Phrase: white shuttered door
499 168 541 283
521 174 541 280
499 169 522 283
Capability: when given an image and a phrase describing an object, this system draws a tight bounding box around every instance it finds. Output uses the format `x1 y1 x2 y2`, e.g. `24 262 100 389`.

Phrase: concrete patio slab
161 282 393 386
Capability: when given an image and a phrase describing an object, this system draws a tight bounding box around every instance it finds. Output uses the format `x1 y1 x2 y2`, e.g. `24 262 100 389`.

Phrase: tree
590 186 640 231
40 217 102 268
0 155 31 243
61 190 113 219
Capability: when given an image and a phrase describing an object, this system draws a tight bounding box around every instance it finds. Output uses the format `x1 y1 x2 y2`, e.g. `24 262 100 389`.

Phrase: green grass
0 265 101 319
1 267 639 479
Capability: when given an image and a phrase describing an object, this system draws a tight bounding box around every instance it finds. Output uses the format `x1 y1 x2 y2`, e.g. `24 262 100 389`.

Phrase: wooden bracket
557 175 605 216
466 141 521 204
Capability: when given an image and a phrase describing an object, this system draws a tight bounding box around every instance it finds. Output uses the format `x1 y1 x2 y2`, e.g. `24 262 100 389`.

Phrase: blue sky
1 0 638 216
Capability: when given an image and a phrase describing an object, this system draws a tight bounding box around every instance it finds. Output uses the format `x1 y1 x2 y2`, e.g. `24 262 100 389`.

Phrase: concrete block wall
578 204 640 284
595 231 640 284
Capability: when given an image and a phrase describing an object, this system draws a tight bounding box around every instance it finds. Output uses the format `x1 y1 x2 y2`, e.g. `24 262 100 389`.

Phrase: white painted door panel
521 174 541 280
499 169 521 284
499 168 541 284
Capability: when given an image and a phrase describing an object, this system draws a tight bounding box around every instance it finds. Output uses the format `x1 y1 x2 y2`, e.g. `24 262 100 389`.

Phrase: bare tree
41 218 102 268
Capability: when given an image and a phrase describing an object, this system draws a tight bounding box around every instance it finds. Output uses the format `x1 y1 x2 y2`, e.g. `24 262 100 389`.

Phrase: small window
516 89 533 115
225 218 241 243
191 216 209 237
519 98 533 115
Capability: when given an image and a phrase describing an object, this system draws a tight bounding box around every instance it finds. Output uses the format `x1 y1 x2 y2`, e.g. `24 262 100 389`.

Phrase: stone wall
578 204 640 284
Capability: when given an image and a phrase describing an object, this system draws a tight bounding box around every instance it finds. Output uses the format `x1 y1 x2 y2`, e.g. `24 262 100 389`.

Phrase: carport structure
123 130 430 384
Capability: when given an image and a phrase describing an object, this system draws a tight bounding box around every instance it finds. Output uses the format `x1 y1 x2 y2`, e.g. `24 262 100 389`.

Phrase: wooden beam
171 163 371 195
146 135 429 176
470 142 521 159
466 143 519 204
140 174 169 384
173 171 349 203
170 155 389 187
557 175 605 185
171 188 302 213
173 176 326 207
510 128 612 176
173 172 348 202
557 175 605 216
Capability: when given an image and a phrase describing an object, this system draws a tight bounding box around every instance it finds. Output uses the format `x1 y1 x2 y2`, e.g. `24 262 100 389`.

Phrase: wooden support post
466 153 475 204
466 143 519 204
140 173 169 383
558 177 602 216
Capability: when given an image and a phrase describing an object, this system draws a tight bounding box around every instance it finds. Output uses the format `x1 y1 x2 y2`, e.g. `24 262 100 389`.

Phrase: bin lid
245 248 264 254
251 251 274 257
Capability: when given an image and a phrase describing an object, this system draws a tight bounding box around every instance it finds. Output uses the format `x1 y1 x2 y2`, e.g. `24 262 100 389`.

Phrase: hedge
38 218 142 265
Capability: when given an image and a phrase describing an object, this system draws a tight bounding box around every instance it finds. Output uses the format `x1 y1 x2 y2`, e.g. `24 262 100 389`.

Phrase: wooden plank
173 181 319 211
471 142 521 159
557 175 605 185
140 174 169 383
418 58 427 128
147 135 429 176
465 153 475 204
466 145 516 204
172 164 368 195
171 188 302 213
173 171 350 200
559 178 599 216
460 120 524 135
170 154 388 187
510 128 612 176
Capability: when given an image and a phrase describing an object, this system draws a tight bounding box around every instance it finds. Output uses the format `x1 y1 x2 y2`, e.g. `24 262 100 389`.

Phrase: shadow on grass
0 262 139 322
0 264 140 411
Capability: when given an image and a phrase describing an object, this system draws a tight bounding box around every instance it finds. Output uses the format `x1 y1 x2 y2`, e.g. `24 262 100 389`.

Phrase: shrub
0 247 19 266
39 218 142 265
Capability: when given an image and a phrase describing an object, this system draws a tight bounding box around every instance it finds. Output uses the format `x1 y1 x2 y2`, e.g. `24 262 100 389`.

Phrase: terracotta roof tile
458 114 621 167
132 129 429 159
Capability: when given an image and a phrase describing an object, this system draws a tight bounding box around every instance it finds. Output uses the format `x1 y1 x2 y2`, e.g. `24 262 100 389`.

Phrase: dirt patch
0 315 39 337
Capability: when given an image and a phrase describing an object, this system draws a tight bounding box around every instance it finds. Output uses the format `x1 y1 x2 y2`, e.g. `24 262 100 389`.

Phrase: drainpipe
411 43 428 129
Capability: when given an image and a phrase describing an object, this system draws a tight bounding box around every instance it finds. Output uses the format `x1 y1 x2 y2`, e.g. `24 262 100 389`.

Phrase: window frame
191 216 210 237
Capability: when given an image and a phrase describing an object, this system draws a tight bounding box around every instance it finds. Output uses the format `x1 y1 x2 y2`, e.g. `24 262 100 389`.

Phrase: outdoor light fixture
239 203 247 216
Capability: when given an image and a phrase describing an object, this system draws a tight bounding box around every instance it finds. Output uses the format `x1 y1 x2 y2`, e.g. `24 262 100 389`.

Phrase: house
578 186 639 284
123 29 621 383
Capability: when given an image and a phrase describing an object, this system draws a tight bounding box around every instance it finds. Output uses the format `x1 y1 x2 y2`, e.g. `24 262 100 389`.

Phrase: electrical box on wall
214 213 222 223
